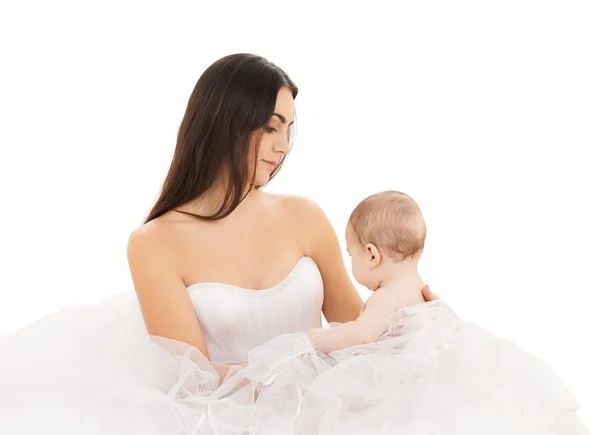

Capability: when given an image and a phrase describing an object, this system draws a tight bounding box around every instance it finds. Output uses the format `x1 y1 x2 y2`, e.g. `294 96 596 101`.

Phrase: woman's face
251 87 295 186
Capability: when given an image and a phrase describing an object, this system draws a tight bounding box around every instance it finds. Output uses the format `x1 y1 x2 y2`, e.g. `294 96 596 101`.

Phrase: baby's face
345 224 379 291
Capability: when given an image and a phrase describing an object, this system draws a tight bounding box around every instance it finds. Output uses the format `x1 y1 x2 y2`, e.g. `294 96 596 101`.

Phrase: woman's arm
293 197 364 323
128 225 210 356
127 224 237 384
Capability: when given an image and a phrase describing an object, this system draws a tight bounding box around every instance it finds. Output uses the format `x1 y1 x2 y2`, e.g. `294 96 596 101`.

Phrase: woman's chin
253 173 272 186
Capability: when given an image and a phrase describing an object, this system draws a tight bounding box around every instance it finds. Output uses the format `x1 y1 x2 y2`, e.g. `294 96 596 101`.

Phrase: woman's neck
180 179 257 217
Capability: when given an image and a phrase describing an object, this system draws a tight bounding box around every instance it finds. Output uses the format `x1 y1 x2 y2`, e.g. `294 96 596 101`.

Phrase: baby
308 190 429 353
260 190 589 433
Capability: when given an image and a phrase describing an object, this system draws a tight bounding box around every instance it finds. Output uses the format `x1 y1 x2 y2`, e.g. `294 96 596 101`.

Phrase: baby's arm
307 290 396 353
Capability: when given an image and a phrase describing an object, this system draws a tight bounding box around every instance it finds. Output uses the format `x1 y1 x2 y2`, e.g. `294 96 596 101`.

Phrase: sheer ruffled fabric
0 295 590 434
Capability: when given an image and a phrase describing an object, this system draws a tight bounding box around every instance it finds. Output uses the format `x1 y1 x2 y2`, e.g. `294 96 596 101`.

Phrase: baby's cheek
354 265 366 285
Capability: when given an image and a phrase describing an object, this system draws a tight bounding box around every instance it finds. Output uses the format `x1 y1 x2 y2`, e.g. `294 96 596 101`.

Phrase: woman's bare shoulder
127 212 187 262
268 193 326 221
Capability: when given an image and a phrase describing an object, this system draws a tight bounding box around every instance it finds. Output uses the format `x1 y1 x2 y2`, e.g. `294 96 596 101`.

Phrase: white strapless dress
0 257 590 434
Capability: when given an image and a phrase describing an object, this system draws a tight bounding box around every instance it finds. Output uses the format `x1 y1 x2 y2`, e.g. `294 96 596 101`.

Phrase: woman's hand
422 285 439 301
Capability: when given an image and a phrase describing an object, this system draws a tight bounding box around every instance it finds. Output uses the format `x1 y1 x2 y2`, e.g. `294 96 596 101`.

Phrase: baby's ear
365 243 382 268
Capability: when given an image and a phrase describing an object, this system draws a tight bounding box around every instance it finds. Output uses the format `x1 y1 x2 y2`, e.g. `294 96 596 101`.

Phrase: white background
1 0 598 431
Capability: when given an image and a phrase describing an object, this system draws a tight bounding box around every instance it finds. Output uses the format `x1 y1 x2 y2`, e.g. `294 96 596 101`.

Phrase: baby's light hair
349 191 426 261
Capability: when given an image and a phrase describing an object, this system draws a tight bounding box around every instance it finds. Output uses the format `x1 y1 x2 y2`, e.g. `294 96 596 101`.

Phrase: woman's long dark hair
145 54 298 223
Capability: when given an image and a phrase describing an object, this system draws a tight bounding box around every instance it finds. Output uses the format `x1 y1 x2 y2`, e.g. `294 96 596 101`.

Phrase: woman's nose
273 133 291 155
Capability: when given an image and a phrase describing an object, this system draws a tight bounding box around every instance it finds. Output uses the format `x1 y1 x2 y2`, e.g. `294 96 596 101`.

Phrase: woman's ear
365 243 382 268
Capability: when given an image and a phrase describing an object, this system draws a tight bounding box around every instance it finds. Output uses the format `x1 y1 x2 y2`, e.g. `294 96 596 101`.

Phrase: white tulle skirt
0 295 590 435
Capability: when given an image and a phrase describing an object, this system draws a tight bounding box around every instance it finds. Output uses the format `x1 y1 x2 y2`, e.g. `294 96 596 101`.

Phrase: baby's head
346 191 426 291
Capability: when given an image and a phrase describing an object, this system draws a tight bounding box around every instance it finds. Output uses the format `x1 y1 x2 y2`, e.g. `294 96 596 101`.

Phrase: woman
128 52 436 368
0 53 436 434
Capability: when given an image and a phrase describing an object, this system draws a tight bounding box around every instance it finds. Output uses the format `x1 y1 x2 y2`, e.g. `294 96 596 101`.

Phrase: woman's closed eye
266 125 291 142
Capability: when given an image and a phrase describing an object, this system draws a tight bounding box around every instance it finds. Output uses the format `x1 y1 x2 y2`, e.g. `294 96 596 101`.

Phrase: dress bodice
186 256 324 363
